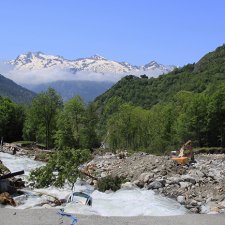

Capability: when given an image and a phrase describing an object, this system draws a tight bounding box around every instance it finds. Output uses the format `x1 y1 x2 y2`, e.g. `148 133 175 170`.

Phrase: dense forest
95 45 225 109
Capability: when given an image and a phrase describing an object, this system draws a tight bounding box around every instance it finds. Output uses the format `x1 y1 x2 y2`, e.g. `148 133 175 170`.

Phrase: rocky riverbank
1 143 52 162
84 152 225 214
1 143 225 214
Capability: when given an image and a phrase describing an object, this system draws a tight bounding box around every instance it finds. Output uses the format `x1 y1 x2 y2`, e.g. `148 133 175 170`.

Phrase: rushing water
0 152 187 216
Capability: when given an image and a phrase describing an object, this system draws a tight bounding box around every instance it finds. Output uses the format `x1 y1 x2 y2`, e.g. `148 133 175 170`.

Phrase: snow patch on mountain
2 52 176 84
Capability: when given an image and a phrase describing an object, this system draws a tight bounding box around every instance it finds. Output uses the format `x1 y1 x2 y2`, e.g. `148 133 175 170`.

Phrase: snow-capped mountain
1 52 176 102
7 52 175 77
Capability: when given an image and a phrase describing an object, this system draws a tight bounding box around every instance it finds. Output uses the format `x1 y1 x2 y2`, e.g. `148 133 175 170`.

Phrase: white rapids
0 152 187 216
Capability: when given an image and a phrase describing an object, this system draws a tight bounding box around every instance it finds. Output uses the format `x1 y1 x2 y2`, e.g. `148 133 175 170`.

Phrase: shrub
97 175 126 192
29 148 92 188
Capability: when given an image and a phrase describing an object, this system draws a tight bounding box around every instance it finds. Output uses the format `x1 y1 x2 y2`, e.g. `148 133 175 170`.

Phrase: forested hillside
94 45 225 153
0 74 36 104
95 45 225 110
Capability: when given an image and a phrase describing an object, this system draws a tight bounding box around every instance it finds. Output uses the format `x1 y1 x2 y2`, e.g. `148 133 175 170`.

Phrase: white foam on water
0 152 187 216
0 152 45 176
64 188 187 216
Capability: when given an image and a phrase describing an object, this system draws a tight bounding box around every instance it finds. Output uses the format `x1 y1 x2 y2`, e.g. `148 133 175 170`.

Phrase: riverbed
0 152 187 216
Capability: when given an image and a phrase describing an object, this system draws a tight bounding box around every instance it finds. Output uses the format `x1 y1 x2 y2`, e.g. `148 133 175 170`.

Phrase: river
0 152 187 216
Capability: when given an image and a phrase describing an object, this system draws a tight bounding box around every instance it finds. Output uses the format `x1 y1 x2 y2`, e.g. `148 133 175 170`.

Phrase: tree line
105 84 225 153
0 88 99 150
1 84 225 154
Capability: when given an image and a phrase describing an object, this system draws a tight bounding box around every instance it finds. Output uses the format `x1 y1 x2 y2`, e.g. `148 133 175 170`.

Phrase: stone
177 196 185 204
161 170 167 176
138 172 154 184
190 200 198 206
189 169 205 179
219 200 225 208
166 177 182 185
121 182 137 189
179 182 191 189
147 181 162 189
190 207 199 213
101 172 107 178
181 175 196 184
0 192 16 206
0 180 16 194
210 207 220 213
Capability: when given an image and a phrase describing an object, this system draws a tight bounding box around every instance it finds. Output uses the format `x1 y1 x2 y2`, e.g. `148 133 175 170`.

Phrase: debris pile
84 152 225 214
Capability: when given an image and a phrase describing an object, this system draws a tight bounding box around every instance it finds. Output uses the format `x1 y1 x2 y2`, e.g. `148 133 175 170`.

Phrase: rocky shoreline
1 144 225 214
84 152 225 214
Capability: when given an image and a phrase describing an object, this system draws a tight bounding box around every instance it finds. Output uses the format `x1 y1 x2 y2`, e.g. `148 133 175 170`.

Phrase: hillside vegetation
94 45 225 153
95 45 225 110
0 74 35 104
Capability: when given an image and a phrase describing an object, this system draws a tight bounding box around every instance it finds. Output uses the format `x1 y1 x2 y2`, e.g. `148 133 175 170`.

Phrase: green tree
0 96 24 142
207 85 225 147
23 88 63 149
81 102 100 149
55 96 85 149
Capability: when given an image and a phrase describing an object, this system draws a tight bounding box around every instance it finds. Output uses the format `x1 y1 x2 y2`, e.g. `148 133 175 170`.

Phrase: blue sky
0 0 225 66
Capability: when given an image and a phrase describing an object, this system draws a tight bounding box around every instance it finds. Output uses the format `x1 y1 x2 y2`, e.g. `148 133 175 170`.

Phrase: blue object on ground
57 209 78 225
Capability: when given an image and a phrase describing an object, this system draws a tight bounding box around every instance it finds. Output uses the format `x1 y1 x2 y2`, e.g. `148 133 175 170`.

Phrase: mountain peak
7 52 175 78
16 52 63 61
143 60 159 68
88 54 106 60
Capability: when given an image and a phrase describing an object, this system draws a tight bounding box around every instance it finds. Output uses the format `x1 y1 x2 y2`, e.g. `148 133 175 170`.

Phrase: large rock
181 174 196 184
138 172 154 183
179 182 191 189
166 176 182 185
0 180 16 194
188 169 205 179
121 182 137 189
147 181 162 189
0 192 16 206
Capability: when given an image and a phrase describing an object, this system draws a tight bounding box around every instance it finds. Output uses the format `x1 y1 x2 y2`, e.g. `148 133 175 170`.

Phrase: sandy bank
0 209 225 225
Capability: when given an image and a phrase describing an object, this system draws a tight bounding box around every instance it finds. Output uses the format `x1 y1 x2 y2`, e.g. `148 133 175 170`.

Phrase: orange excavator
172 140 194 165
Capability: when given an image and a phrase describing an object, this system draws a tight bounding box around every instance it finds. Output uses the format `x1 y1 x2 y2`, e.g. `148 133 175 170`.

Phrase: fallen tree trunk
0 170 24 180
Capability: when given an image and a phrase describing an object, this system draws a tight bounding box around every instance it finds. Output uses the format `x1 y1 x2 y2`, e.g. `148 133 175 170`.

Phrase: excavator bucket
172 157 188 165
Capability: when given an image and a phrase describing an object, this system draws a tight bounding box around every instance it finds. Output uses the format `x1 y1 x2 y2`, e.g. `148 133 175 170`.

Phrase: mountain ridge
6 52 175 77
0 74 36 104
94 44 225 110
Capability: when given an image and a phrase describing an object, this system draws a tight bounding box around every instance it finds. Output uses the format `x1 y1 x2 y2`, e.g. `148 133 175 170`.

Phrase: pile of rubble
84 152 225 214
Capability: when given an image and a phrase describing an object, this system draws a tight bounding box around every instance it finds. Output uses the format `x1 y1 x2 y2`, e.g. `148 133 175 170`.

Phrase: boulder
133 179 144 188
0 192 16 206
138 172 154 184
179 182 191 189
190 207 199 213
0 180 16 194
147 181 162 190
181 174 196 184
121 182 137 189
166 177 182 185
